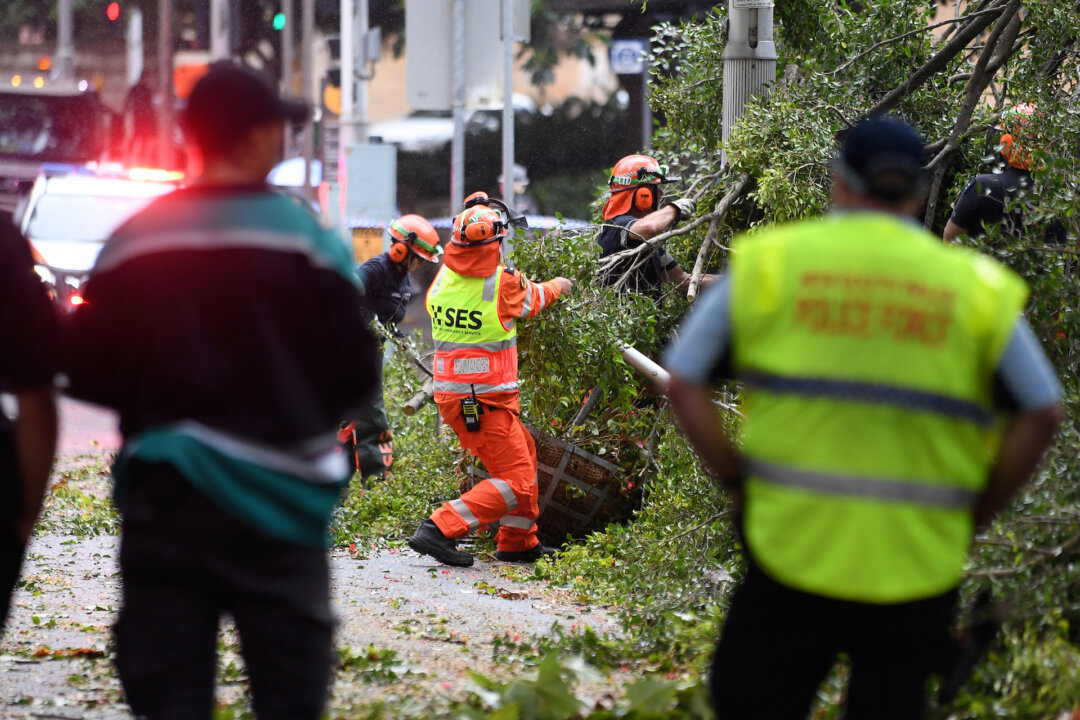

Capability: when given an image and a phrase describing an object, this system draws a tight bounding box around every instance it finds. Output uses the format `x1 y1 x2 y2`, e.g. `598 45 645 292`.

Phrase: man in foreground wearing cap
664 118 1063 718
341 215 442 484
408 193 572 567
597 153 717 297
66 62 378 718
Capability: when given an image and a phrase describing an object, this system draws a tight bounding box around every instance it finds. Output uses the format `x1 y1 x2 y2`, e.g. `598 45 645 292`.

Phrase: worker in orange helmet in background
408 192 572 567
597 153 718 296
944 104 1064 245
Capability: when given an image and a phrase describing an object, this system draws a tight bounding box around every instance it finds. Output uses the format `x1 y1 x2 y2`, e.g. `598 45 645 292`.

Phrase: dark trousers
711 561 957 720
115 462 334 720
0 433 26 638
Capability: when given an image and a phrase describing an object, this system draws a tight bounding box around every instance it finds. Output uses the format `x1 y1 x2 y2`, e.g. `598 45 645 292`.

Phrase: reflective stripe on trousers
430 407 540 552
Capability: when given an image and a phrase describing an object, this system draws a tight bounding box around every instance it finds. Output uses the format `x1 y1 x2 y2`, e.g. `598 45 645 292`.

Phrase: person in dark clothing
0 219 59 638
944 104 1065 245
342 214 442 483
124 71 157 165
66 62 379 720
597 153 717 297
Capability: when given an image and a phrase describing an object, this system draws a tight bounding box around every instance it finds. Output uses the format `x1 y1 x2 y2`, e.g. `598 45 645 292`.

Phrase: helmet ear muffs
633 186 655 213
464 220 498 243
388 239 409 263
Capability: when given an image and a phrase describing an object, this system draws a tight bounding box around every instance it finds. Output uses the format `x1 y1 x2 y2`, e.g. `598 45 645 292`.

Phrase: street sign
609 39 647 75
733 0 774 7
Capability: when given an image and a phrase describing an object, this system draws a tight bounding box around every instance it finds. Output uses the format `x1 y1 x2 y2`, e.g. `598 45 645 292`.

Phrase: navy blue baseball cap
183 61 309 153
834 118 926 202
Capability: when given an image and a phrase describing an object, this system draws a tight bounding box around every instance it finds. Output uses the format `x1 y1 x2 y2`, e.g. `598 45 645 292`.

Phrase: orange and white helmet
452 204 508 246
997 103 1037 170
388 214 442 263
602 154 669 220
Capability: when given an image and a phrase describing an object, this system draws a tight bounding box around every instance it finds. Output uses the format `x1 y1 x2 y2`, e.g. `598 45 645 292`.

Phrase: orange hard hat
997 103 1037 170
602 154 668 220
452 205 507 246
388 214 441 263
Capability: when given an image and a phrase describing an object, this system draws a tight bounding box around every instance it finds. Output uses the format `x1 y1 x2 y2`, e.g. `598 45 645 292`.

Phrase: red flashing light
106 2 120 21
70 294 85 307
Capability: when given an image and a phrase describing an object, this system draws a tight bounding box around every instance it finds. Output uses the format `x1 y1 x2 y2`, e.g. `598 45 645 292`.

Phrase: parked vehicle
0 79 116 216
14 167 180 310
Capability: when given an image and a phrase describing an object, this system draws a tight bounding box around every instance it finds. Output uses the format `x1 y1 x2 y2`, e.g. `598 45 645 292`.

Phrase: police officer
597 154 717 296
344 215 442 483
665 118 1063 719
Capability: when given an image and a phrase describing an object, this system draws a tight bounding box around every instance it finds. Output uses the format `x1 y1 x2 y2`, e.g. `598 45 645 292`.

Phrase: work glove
664 197 697 222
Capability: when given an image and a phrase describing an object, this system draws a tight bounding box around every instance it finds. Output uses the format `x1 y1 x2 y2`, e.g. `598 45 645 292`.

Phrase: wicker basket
460 426 638 545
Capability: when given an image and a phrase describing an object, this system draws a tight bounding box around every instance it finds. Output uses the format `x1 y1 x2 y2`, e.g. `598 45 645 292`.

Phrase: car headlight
34 264 56 287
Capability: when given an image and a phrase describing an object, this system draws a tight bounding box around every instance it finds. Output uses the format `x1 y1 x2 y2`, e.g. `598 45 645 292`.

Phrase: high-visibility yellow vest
426 266 518 397
729 212 1028 603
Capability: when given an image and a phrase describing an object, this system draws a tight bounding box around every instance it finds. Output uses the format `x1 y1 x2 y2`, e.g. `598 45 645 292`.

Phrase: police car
14 164 181 310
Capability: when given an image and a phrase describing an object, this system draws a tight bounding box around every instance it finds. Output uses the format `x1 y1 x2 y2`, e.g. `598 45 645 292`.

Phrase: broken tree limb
687 215 720 304
402 378 434 416
371 321 433 378
922 0 1023 229
869 0 1007 117
687 173 750 302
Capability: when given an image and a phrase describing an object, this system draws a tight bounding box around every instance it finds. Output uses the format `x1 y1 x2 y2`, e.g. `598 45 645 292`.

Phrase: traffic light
106 2 120 22
273 12 286 31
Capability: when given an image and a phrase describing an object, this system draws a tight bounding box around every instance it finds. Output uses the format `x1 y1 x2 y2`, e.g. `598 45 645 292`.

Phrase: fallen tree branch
402 378 434 416
687 173 751 302
869 0 1007 117
829 7 1003 76
923 0 1023 229
655 510 732 547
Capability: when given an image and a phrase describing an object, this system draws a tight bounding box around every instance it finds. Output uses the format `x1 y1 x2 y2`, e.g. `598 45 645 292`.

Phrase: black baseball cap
183 61 309 153
834 118 926 202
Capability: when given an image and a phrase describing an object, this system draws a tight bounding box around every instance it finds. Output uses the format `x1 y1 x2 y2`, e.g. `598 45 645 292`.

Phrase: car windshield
0 93 106 162
26 193 158 242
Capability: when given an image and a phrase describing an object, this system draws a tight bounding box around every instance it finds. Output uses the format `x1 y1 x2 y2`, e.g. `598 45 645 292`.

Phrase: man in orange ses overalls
408 193 572 567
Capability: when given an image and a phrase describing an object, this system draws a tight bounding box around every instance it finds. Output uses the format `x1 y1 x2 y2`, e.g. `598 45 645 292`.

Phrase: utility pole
56 0 74 81
158 0 174 168
501 0 515 212
282 0 294 156
355 0 370 144
340 0 356 148
210 0 230 60
450 0 465 215
126 8 144 88
301 0 315 199
721 0 777 150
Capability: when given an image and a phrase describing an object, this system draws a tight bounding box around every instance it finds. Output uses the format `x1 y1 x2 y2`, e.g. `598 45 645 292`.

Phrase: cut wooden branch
869 0 1007 117
402 378 434 416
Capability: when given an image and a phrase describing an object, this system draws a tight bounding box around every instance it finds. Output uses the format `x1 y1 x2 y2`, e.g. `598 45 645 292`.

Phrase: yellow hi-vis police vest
729 212 1028 604
426 265 518 397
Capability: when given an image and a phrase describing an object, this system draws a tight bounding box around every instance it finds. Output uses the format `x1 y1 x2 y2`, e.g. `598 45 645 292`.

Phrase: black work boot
408 519 474 567
495 544 559 563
